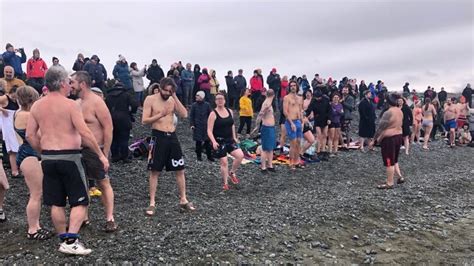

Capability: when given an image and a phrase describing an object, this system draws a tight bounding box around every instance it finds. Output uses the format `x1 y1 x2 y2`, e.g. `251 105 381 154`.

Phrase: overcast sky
1 0 472 92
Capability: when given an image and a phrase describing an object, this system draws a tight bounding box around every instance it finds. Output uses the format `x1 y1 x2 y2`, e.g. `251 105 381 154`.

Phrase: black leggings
238 116 252 134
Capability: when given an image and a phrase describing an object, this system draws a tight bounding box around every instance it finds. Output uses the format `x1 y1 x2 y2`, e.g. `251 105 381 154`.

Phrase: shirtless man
444 97 458 147
374 93 404 189
26 66 109 255
142 77 195 216
253 89 276 172
70 71 117 232
283 81 303 169
457 96 470 129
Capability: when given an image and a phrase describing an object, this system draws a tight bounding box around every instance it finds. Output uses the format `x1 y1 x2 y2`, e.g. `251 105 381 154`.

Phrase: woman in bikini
411 101 423 144
421 98 437 150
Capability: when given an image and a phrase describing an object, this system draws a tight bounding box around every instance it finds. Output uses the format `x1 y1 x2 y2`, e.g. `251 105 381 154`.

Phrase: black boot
196 153 203 161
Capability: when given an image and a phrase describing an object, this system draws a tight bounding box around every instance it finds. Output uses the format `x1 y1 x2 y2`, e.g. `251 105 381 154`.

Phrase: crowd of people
0 43 473 256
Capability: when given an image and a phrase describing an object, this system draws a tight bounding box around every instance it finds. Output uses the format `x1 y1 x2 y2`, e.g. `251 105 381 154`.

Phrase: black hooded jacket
105 83 139 131
146 64 165 84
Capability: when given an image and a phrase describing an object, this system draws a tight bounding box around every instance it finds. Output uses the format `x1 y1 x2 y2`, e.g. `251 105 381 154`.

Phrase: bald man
0 66 25 93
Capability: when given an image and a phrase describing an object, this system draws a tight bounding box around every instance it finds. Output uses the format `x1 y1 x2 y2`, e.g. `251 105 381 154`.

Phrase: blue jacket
113 62 132 89
180 69 194 86
2 50 26 76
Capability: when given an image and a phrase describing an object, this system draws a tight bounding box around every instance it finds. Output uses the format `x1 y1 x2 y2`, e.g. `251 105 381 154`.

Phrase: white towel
1 110 20 153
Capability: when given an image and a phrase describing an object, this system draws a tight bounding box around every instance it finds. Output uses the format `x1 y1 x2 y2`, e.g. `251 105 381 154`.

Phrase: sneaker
105 220 118 233
58 239 92 255
229 172 240 184
0 209 6 222
400 146 406 150
222 183 230 191
89 188 102 197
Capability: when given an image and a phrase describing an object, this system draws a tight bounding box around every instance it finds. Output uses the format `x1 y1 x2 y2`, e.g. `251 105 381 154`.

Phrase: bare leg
300 131 315 155
321 127 328 152
9 153 19 176
21 158 43 234
290 139 298 165
97 178 114 221
334 128 341 153
450 128 455 145
359 137 365 151
404 136 410 155
385 166 395 186
220 157 229 185
423 125 433 149
267 151 274 168
175 170 191 205
51 206 67 235
295 138 301 164
260 150 267 170
279 124 286 148
316 127 323 153
328 128 335 153
68 205 87 234
0 161 8 211
230 149 244 173
394 163 402 178
148 171 160 207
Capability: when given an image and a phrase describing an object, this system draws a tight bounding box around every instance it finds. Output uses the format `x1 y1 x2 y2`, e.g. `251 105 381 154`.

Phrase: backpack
129 137 151 158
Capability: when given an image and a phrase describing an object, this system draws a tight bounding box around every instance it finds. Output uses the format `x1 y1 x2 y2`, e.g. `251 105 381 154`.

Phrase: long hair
424 97 431 111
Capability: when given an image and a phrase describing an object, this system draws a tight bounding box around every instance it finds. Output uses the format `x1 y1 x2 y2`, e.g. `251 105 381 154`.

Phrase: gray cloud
1 0 472 92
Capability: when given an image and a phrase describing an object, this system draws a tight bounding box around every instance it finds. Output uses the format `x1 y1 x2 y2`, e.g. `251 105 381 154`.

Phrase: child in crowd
238 88 253 137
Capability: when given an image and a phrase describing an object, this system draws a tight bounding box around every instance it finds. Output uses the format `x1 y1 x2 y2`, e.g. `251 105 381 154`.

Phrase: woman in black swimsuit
207 92 244 191
15 86 52 240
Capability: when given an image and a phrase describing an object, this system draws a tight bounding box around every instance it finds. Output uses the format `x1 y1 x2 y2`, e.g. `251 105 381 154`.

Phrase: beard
160 92 170 101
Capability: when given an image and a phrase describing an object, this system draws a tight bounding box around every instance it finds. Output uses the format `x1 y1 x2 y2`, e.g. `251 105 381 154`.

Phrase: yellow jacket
209 69 219 95
239 96 253 117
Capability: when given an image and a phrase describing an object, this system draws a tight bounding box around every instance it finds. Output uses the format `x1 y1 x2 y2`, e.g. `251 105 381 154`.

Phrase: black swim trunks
148 129 185 172
212 137 239 159
81 147 106 180
41 150 89 207
381 134 403 167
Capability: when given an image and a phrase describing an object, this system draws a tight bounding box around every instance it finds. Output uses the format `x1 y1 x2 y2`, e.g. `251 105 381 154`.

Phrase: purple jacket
330 103 343 124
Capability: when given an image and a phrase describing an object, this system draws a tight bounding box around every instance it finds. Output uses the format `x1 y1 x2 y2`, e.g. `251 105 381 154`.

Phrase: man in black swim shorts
142 77 196 216
27 66 109 255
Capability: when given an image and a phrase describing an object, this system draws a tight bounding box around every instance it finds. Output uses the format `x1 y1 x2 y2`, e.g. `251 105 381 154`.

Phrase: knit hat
196 91 205 99
119 54 126 62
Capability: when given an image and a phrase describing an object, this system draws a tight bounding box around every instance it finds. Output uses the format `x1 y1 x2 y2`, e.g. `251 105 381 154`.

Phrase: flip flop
377 183 394 189
179 202 196 213
397 177 406 184
145 206 156 216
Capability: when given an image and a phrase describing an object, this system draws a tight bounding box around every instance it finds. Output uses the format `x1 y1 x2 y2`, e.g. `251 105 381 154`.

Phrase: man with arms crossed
283 81 303 169
26 66 109 255
142 77 195 216
70 71 117 232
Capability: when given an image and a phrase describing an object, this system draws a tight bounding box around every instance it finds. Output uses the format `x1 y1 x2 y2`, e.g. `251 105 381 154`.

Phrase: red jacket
250 76 264 93
280 80 289 98
27 58 48 79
